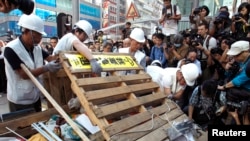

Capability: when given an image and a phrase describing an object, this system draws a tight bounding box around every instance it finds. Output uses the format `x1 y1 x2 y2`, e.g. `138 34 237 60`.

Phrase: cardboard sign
64 53 138 69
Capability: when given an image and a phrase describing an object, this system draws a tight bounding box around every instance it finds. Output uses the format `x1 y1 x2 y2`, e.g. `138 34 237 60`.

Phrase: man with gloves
4 14 61 112
53 20 102 75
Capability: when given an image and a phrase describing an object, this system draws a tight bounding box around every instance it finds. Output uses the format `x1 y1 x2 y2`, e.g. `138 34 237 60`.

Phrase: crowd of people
1 0 250 132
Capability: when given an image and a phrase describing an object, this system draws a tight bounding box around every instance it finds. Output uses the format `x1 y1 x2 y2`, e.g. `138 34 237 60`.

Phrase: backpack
194 86 216 126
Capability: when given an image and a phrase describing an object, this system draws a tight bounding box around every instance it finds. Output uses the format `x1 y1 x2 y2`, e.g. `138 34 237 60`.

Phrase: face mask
174 43 181 47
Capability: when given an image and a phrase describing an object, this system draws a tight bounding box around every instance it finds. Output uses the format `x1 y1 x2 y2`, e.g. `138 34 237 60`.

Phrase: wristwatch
223 85 227 90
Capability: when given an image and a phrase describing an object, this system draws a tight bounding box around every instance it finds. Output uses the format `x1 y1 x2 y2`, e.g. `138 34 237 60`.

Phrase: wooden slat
105 101 177 136
85 86 131 101
128 82 160 92
120 74 152 82
109 108 184 141
77 76 123 86
93 92 167 118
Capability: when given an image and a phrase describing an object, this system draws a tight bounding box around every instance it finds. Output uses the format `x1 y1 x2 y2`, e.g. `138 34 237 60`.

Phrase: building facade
0 0 245 41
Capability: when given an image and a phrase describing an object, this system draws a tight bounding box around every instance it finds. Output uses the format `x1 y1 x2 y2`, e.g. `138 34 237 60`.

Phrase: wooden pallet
59 52 205 141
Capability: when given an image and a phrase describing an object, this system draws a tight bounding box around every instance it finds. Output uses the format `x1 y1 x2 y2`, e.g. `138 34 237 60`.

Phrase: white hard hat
181 63 199 86
151 60 162 67
130 28 145 43
18 14 46 36
74 20 93 37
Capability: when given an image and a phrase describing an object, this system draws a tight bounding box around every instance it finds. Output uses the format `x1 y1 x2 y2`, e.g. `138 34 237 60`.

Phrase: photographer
209 11 232 38
159 0 181 38
177 49 202 76
189 5 212 33
231 2 250 40
217 41 250 124
164 34 189 67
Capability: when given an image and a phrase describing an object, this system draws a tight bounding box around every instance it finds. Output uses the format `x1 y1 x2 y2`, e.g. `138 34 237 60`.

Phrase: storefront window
35 0 56 7
57 0 72 12
35 8 57 23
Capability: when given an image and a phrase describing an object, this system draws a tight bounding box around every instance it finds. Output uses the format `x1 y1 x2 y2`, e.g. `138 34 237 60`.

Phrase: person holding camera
231 2 250 40
164 33 189 67
209 11 232 38
217 41 250 125
189 5 211 33
194 22 217 84
177 49 202 76
159 0 181 38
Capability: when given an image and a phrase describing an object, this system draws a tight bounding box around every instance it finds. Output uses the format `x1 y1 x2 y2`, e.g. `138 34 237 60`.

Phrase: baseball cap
227 40 249 56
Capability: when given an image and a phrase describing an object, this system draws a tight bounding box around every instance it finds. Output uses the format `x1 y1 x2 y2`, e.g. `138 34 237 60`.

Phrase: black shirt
4 37 49 70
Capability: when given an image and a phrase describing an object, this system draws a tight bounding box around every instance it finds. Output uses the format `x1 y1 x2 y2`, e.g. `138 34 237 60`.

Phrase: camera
234 13 243 21
214 17 224 25
165 35 173 48
165 13 172 19
193 7 201 15
190 35 203 47
227 101 249 115
6 0 35 15
185 58 193 64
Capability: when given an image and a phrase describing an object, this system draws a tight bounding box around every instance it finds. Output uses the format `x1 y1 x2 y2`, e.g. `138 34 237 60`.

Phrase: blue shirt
150 45 167 68
232 57 250 90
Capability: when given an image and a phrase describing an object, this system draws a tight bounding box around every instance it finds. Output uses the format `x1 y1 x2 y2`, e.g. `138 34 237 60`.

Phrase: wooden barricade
59 51 206 141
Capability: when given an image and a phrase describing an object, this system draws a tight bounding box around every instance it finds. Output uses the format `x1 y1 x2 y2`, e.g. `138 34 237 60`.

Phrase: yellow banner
64 54 139 69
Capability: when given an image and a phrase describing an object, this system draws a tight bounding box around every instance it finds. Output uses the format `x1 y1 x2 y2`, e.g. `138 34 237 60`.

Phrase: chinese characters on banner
64 54 139 69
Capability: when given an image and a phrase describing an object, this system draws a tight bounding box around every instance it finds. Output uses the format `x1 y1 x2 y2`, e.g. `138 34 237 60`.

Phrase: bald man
123 38 131 48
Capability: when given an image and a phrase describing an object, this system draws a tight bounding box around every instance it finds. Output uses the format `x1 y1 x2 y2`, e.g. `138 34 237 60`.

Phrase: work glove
90 59 102 74
167 94 174 100
43 60 62 72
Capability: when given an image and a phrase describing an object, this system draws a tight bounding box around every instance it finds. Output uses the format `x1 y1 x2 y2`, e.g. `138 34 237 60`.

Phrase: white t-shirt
146 66 185 93
161 5 181 35
52 33 78 55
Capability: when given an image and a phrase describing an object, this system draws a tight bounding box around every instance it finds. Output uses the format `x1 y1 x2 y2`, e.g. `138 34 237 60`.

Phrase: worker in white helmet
147 63 199 107
53 20 102 74
3 14 61 112
119 28 146 70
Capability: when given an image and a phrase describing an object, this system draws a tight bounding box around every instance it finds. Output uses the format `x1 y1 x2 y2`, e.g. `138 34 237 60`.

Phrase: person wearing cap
146 63 199 107
218 41 250 124
3 14 61 112
209 10 231 38
119 28 146 71
53 20 102 75
218 40 250 91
